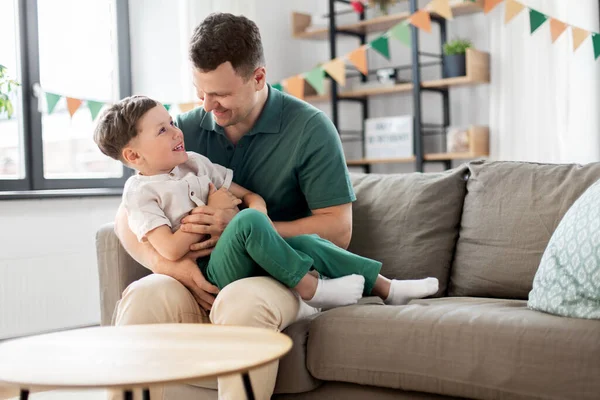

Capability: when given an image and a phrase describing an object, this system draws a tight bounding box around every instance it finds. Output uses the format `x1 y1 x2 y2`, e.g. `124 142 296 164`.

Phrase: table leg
241 372 255 400
143 388 151 400
19 389 29 400
123 390 133 400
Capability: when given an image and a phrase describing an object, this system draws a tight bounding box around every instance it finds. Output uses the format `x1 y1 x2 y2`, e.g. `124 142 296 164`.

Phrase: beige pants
108 274 316 400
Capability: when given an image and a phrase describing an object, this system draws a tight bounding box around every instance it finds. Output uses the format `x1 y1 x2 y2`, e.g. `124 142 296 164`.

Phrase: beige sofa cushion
349 166 468 297
449 160 600 299
307 298 600 400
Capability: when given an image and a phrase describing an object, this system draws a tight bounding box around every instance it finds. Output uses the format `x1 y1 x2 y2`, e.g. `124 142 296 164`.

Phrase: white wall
0 197 120 339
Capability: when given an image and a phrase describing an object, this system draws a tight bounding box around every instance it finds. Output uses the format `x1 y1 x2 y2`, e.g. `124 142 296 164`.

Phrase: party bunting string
39 90 202 121
274 0 600 99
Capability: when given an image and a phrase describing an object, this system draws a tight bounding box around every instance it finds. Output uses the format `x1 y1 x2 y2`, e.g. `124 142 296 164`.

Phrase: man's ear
253 67 267 90
122 147 142 166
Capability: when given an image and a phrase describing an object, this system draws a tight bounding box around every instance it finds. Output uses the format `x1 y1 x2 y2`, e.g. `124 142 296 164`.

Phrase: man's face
192 62 261 128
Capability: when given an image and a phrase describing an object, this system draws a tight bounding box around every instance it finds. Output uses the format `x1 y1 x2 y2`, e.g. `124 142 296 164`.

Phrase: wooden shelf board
424 152 487 161
347 152 488 166
305 74 488 103
293 1 484 40
347 156 416 166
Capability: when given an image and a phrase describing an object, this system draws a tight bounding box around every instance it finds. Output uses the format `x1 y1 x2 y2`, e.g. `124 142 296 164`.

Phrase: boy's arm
146 225 206 261
228 183 268 215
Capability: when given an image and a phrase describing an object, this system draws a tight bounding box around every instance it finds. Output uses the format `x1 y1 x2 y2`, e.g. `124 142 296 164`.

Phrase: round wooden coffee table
0 324 292 400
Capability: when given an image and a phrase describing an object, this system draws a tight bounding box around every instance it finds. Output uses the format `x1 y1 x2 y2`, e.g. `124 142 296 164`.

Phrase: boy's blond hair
93 95 160 161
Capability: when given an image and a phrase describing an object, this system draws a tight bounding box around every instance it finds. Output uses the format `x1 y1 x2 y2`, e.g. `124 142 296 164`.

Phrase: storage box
365 116 413 159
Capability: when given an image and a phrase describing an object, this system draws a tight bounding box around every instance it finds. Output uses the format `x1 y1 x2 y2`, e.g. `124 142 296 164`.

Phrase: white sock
304 275 365 309
384 277 439 305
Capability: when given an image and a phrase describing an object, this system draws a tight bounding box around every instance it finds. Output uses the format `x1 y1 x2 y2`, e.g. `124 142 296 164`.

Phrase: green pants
199 209 381 296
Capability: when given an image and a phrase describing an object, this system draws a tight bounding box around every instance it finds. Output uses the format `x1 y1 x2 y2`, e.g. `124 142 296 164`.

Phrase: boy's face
192 62 265 128
124 105 188 175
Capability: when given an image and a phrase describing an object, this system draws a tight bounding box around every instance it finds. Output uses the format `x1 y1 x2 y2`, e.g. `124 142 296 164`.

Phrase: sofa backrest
348 166 469 297
449 160 600 299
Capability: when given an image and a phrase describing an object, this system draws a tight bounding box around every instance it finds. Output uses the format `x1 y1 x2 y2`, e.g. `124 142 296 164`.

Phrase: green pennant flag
272 83 283 91
162 103 171 112
593 33 600 60
87 100 105 121
389 22 411 47
370 35 390 60
529 9 548 34
45 92 61 115
304 67 325 95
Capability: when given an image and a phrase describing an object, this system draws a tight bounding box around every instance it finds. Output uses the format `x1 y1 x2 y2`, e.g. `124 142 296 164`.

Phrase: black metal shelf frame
326 0 453 172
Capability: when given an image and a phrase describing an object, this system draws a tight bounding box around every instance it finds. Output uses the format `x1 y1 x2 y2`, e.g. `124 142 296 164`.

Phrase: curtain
489 0 600 163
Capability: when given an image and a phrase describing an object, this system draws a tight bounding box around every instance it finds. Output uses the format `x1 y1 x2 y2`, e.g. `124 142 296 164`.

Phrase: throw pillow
528 179 600 319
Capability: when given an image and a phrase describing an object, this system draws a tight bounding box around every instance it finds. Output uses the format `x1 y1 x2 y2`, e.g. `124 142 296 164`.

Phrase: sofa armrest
96 223 151 326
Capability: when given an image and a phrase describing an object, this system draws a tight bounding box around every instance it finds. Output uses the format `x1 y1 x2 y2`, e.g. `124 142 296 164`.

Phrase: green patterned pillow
528 179 600 319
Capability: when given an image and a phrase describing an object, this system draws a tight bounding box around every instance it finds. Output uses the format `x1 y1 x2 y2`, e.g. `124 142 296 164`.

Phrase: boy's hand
207 183 242 210
181 206 238 243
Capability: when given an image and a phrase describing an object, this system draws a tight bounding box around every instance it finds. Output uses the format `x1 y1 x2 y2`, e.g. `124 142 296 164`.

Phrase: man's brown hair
189 13 265 79
93 95 159 161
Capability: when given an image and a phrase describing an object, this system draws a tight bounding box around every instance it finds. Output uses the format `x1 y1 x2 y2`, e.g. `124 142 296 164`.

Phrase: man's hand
155 256 219 311
181 206 238 250
206 182 242 209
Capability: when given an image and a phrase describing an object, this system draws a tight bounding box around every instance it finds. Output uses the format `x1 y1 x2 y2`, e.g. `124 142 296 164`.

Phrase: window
0 0 24 183
0 0 131 194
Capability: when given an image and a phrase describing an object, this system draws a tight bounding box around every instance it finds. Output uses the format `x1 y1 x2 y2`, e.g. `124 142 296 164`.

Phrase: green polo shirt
175 85 355 222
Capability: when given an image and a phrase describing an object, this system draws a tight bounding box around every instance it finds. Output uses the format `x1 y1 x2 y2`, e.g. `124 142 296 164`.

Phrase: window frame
0 0 132 196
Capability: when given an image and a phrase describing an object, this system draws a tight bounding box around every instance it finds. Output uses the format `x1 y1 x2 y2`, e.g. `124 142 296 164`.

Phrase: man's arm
114 204 219 310
273 203 353 249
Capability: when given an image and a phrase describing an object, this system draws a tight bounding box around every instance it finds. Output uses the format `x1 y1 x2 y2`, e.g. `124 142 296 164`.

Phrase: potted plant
0 64 20 119
443 39 472 78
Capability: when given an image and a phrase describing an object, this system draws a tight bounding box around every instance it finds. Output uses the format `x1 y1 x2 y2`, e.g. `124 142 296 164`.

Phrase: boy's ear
122 147 142 165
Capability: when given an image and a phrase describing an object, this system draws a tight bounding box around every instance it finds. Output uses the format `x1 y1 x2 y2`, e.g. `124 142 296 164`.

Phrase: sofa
96 160 600 400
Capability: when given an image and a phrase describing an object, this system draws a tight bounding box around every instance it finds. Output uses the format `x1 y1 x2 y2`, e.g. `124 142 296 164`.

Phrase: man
112 13 355 400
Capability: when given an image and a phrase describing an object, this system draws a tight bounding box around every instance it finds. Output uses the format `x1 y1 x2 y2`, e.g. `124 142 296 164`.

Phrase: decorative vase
443 54 467 78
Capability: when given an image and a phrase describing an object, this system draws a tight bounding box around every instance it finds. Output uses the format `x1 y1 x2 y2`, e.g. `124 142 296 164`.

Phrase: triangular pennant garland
370 35 390 60
504 0 525 24
87 100 105 121
572 27 590 52
285 75 305 100
593 33 600 60
409 10 432 33
428 0 453 20
304 67 326 95
389 22 411 47
529 9 548 34
162 103 171 112
549 18 568 43
347 45 368 75
66 97 82 117
323 58 346 87
484 0 503 14
45 92 61 115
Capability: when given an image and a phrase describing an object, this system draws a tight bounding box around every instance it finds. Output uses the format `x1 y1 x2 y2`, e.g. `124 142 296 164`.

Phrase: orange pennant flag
428 0 453 20
66 97 82 117
572 27 590 52
285 75 305 100
347 45 368 75
409 10 432 33
504 0 525 24
323 58 346 87
549 18 568 43
484 0 503 14
178 102 196 113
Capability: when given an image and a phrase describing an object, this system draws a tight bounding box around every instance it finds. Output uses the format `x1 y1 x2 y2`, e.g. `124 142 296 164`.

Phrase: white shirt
123 151 233 241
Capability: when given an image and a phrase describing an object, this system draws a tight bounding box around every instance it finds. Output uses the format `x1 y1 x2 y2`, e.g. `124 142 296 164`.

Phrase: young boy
94 95 439 309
